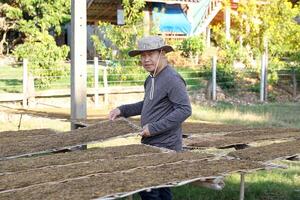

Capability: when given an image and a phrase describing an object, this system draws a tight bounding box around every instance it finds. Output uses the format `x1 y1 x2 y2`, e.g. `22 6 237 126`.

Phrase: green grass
191 102 300 128
0 64 23 93
173 161 300 200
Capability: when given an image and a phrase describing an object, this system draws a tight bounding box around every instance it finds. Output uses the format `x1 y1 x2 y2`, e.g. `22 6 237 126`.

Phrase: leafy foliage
179 36 205 58
14 36 69 88
234 0 300 64
1 0 71 87
91 0 145 63
212 0 300 86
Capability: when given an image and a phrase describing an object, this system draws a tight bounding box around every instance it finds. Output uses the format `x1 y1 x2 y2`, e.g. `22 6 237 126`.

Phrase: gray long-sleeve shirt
119 65 192 151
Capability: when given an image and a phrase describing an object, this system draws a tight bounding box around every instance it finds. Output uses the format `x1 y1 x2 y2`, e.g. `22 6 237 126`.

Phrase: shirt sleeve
148 75 192 136
118 101 144 118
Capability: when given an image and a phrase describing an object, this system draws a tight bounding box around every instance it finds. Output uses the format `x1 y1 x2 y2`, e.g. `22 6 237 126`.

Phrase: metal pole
260 54 265 102
212 56 217 101
94 57 99 108
71 0 87 130
22 59 28 108
239 173 245 200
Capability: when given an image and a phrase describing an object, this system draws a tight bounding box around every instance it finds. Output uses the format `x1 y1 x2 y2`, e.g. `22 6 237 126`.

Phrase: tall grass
191 102 300 128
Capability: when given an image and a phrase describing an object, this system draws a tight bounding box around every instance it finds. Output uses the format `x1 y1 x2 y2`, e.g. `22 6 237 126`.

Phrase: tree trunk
0 31 7 55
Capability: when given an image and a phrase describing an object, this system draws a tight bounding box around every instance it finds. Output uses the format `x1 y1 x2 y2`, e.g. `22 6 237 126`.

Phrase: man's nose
143 55 150 61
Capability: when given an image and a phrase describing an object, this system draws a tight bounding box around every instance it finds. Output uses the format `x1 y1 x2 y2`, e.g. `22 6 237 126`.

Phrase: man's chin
144 67 154 73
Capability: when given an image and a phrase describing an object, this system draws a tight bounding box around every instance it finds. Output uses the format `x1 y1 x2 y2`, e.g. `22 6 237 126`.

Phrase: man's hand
109 108 121 120
139 124 151 137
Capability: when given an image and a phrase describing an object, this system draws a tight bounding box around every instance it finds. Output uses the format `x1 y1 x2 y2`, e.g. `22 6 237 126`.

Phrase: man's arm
109 78 148 120
118 101 144 118
147 77 191 136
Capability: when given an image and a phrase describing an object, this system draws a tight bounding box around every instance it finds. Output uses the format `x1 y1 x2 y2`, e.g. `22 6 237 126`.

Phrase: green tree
1 0 71 87
235 0 300 58
91 0 145 62
212 0 300 84
180 36 205 58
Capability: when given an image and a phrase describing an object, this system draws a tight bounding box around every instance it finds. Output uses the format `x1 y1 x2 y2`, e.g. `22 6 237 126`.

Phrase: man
109 36 191 200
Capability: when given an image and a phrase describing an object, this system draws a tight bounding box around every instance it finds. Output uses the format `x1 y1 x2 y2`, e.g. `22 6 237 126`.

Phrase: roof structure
86 0 202 23
87 0 119 23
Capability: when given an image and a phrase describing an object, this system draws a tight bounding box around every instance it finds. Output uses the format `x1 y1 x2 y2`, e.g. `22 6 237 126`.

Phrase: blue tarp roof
152 3 191 35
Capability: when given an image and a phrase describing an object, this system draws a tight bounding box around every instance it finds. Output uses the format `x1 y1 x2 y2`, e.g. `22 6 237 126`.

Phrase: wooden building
78 0 239 58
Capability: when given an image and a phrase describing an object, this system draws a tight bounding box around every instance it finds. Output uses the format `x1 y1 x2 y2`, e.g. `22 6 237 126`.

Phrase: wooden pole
103 62 109 105
239 173 245 200
27 73 35 107
212 56 217 101
264 38 268 101
71 0 87 130
292 68 297 99
225 6 231 40
94 57 99 108
260 54 265 102
22 59 28 108
206 26 211 47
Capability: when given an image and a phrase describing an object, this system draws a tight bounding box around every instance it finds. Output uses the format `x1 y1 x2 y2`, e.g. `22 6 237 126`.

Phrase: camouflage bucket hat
128 36 174 57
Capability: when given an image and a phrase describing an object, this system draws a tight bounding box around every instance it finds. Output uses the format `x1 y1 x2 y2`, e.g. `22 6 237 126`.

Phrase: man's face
140 50 161 73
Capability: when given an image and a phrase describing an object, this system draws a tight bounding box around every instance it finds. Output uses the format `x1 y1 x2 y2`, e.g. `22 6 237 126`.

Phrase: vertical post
239 36 243 49
94 57 99 108
206 26 211 47
93 21 98 57
71 0 87 130
103 62 109 105
292 68 297 99
239 173 245 200
225 6 231 40
264 38 268 101
143 9 151 36
27 73 35 107
260 54 265 102
22 59 28 108
212 56 217 101
117 3 125 25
